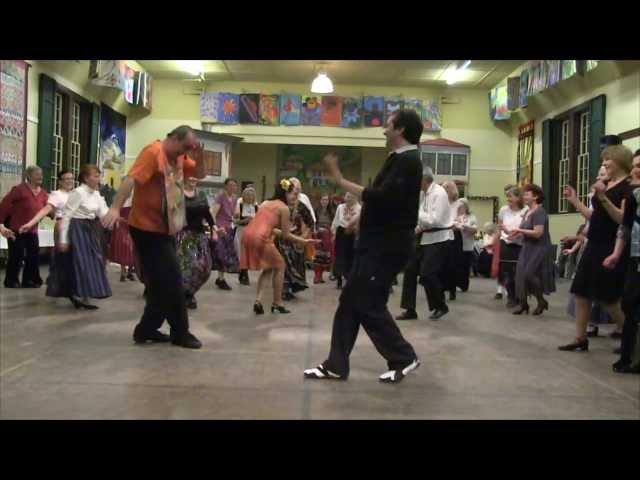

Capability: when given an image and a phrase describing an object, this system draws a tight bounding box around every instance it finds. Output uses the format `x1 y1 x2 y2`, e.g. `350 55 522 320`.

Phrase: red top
0 183 49 234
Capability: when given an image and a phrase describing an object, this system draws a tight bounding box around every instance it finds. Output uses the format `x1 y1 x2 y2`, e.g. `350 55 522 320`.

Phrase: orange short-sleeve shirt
128 140 197 234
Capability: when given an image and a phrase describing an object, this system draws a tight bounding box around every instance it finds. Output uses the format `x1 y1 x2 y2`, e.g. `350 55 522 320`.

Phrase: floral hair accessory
280 178 291 191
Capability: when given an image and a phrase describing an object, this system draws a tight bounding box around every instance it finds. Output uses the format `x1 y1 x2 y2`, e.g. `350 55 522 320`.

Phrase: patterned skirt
176 229 212 296
277 239 308 293
312 227 333 271
211 231 239 273
66 218 112 299
107 207 135 267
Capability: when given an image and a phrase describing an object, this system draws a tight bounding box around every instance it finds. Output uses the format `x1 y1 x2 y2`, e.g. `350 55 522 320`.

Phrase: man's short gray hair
422 166 434 181
24 165 42 180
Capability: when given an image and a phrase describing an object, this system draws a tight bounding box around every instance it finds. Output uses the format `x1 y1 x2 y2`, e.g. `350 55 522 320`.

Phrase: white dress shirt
331 203 361 234
48 189 70 220
418 182 452 245
392 144 419 155
60 184 109 244
447 199 461 241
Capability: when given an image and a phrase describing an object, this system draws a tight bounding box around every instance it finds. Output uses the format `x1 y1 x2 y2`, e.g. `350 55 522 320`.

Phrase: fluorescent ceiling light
176 60 204 76
445 60 471 85
311 72 334 94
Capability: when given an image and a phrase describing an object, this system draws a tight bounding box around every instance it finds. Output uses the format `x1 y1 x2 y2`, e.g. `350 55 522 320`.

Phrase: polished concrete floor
1 264 638 419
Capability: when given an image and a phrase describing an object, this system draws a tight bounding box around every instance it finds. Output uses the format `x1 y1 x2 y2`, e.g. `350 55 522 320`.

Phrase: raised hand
323 152 341 179
563 185 577 203
593 180 607 195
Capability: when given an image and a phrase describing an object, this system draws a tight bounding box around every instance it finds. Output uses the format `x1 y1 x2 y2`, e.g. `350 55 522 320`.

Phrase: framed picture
194 128 243 184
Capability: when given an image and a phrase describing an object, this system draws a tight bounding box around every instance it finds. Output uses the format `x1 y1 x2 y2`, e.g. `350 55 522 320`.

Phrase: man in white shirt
417 170 453 320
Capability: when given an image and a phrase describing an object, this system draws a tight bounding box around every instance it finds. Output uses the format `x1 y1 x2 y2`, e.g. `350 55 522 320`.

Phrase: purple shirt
215 191 237 230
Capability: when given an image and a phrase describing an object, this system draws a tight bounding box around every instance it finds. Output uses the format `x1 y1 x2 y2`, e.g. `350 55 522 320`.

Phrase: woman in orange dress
240 179 319 315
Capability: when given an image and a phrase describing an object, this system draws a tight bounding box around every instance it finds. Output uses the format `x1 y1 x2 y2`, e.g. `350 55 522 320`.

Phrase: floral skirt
211 231 239 274
177 229 212 296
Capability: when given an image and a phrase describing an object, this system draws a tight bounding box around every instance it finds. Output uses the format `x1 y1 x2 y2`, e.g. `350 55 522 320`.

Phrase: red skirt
108 207 135 267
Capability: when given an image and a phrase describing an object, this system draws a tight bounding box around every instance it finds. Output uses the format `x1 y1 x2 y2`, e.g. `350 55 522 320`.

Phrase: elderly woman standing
509 183 556 316
234 186 258 286
453 198 478 292
210 178 240 290
18 170 75 299
331 192 361 289
57 164 112 309
0 165 49 288
312 194 335 284
497 187 527 307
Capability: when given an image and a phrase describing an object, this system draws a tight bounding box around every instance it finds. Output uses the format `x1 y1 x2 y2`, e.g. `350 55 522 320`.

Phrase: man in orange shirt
102 125 206 349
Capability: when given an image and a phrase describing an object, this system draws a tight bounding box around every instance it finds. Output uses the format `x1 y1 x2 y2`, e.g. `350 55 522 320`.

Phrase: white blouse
455 213 478 251
60 184 109 244
418 182 452 246
331 203 361 233
499 205 527 245
48 189 70 220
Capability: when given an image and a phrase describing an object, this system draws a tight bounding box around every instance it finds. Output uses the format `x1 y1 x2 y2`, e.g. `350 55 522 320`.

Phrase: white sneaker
379 358 421 384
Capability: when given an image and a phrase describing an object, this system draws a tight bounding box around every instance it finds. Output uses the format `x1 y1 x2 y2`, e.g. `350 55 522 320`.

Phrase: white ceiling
137 60 524 89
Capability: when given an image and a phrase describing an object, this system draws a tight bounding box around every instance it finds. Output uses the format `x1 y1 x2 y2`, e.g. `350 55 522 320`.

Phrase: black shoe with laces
171 332 202 349
429 306 449 320
396 310 418 321
134 329 171 344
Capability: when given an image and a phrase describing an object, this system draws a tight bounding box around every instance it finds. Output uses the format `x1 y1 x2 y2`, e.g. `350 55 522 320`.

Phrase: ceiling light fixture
176 60 204 76
311 71 334 94
445 60 471 85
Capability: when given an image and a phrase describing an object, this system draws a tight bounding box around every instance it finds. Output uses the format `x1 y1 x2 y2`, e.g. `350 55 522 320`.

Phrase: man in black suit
304 109 422 384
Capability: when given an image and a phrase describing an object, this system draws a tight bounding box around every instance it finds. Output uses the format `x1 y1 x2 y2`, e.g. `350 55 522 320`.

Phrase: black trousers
620 259 640 365
441 238 458 295
5 233 42 287
130 227 189 339
499 241 521 301
400 240 423 312
324 232 417 378
420 241 450 312
456 251 474 292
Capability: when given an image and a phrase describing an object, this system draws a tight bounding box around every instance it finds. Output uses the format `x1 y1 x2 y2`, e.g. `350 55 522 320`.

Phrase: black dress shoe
171 333 202 349
429 307 448 320
4 281 21 288
494 293 503 300
396 310 418 321
449 292 456 301
613 363 640 374
134 329 171 344
215 278 232 291
558 339 589 352
185 297 198 309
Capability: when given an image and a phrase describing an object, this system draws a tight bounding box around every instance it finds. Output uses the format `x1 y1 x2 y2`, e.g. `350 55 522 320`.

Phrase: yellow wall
126 77 516 204
494 61 640 244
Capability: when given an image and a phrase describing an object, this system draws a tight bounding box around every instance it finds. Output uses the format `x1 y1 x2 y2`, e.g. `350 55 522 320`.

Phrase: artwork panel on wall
300 95 322 126
320 96 343 127
519 68 529 108
422 99 442 132
384 98 404 124
217 93 240 124
279 94 301 126
341 97 363 128
0 60 28 199
561 60 577 80
259 94 280 126
89 60 127 91
99 103 127 190
200 92 220 123
507 77 520 111
546 60 561 87
363 96 384 127
238 93 259 124
493 85 510 120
